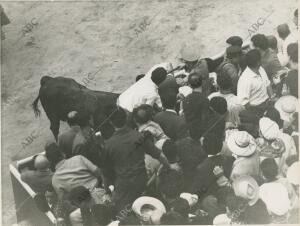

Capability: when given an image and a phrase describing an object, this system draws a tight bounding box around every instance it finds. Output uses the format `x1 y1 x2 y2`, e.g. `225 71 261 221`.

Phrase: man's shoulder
20 169 36 181
208 92 221 100
186 92 206 102
73 131 87 144
155 111 178 120
107 128 140 145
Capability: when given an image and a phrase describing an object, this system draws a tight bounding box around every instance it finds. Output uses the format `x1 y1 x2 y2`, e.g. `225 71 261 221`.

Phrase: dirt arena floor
1 0 298 225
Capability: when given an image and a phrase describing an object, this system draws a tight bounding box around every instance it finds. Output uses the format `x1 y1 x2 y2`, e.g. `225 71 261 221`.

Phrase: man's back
176 137 207 191
261 48 283 80
118 77 159 112
216 60 240 94
58 126 80 158
21 169 53 193
154 110 188 140
103 127 160 180
52 155 98 197
191 155 234 197
158 75 179 99
183 92 209 137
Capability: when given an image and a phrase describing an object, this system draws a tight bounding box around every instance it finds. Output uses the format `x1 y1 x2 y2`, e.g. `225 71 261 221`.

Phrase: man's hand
169 163 182 173
135 131 154 147
213 166 224 178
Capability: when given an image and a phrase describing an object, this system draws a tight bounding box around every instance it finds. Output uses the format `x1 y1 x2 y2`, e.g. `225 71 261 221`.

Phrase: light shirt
52 155 98 199
117 77 162 112
138 120 168 142
237 66 270 106
230 151 260 181
277 33 298 67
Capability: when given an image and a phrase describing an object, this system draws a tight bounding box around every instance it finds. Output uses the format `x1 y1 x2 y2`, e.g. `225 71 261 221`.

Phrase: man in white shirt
237 49 273 111
117 67 167 113
277 24 298 67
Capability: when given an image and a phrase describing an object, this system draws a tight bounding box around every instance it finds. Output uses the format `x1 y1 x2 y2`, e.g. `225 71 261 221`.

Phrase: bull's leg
50 117 60 141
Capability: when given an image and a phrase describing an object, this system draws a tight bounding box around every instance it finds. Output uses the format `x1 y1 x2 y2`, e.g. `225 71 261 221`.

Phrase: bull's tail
32 76 54 117
32 95 41 117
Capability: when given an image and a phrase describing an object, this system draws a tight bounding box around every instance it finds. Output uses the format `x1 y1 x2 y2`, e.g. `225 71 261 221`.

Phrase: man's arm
141 133 171 169
267 84 274 98
79 156 110 191
237 77 251 108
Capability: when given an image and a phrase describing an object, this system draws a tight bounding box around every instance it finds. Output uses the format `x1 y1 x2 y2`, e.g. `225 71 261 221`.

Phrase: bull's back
39 76 94 120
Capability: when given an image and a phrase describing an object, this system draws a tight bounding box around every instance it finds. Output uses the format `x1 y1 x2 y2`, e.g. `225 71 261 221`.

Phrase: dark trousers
113 172 147 219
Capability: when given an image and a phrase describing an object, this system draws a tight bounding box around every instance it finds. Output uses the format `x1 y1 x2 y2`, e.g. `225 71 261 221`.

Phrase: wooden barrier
9 155 56 226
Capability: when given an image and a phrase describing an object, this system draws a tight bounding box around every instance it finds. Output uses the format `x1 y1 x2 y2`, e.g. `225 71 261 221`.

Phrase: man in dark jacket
154 92 188 141
215 46 242 95
183 73 210 138
102 108 173 216
191 111 234 200
176 126 207 192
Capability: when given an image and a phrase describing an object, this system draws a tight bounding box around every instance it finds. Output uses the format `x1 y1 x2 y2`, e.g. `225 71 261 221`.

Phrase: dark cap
226 46 242 58
226 36 243 47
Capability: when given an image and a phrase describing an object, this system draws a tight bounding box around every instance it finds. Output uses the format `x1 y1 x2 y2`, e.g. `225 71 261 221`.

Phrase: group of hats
226 116 285 157
233 177 290 216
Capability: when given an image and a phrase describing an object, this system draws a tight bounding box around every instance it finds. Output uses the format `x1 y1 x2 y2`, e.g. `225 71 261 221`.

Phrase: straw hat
132 196 166 223
180 193 199 207
259 183 290 216
259 117 280 140
227 131 257 157
274 95 298 122
213 214 231 225
232 175 259 206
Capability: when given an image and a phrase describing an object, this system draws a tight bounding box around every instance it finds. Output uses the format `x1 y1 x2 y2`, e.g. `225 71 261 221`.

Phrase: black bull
32 76 120 140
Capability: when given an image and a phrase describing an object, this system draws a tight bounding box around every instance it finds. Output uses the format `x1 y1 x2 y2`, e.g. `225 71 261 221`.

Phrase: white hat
180 193 199 207
259 117 280 140
132 196 166 223
275 95 298 122
259 183 290 216
213 214 231 225
227 131 257 157
232 175 259 206
179 86 193 97
287 162 300 185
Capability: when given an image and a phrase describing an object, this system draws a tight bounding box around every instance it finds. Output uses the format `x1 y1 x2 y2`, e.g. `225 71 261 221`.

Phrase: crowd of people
18 9 299 226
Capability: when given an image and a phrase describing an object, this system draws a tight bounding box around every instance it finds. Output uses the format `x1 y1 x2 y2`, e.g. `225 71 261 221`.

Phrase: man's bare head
34 154 50 171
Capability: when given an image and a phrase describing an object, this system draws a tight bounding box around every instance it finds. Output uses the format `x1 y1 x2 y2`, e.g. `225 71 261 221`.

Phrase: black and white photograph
1 0 299 225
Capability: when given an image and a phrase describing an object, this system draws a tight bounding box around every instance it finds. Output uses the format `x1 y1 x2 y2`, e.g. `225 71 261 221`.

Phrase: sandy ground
1 0 298 225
